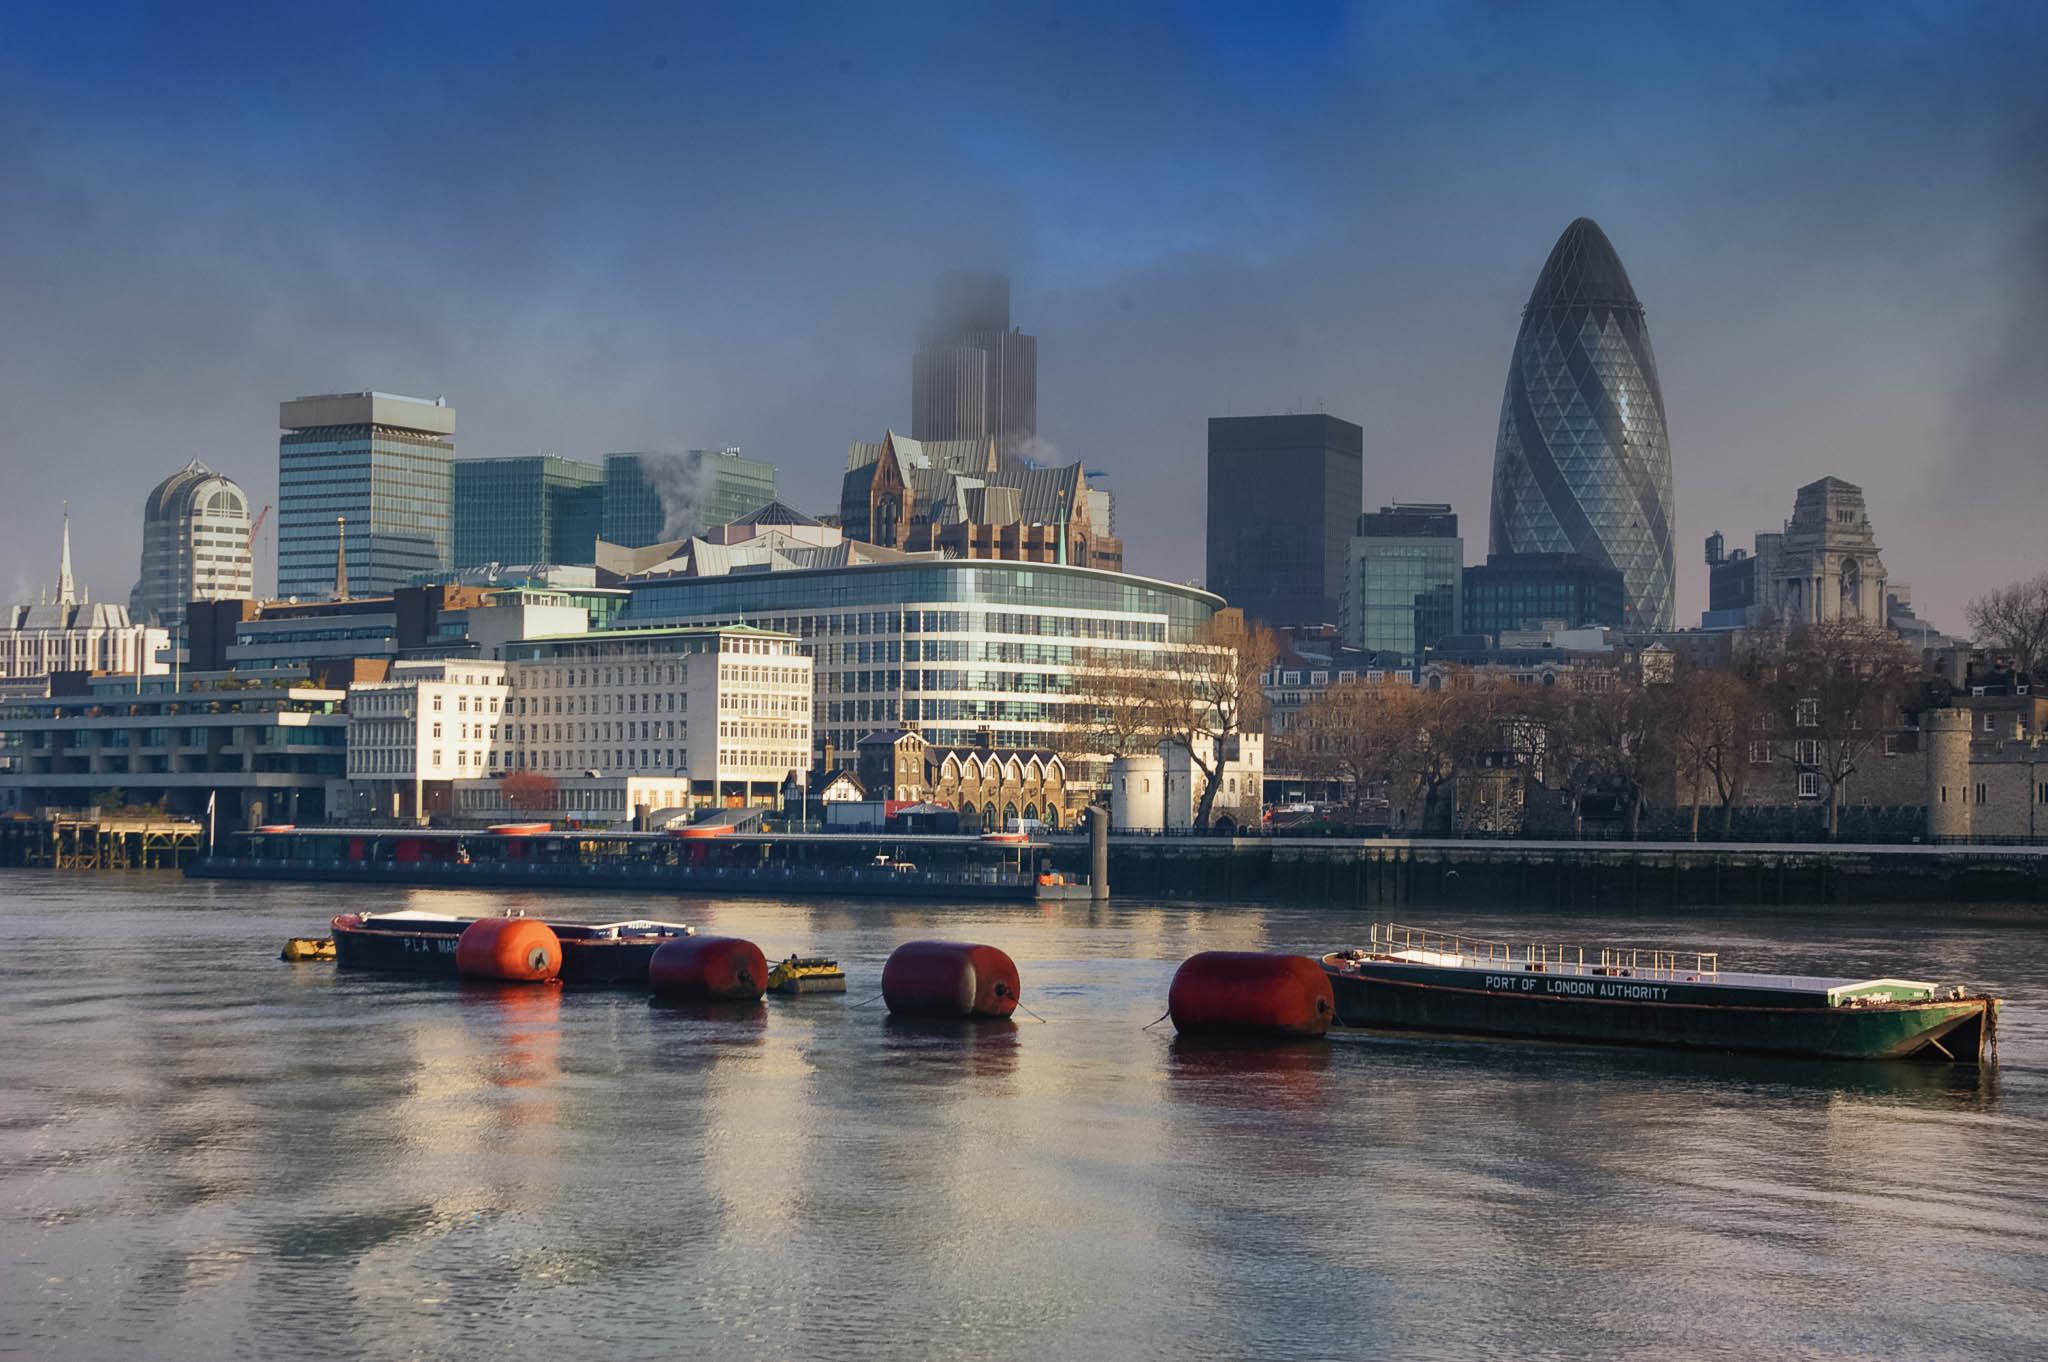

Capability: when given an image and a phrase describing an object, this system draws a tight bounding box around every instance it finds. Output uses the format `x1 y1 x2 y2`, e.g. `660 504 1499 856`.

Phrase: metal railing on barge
1365 922 1720 980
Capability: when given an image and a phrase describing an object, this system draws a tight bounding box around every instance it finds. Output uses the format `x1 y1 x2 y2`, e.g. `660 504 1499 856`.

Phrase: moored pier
0 814 203 871
1107 835 2048 908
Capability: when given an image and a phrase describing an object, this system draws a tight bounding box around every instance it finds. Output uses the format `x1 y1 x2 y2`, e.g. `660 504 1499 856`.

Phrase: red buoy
881 940 1020 1019
1168 952 1334 1038
648 935 769 1000
455 917 562 984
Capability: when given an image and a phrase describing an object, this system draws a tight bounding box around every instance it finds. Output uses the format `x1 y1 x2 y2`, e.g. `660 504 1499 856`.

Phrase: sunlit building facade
618 559 1223 773
453 456 604 569
129 460 255 628
278 392 456 598
1339 503 1462 656
1489 218 1675 630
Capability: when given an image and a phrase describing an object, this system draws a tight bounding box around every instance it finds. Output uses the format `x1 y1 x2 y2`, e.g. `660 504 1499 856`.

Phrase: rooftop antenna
334 516 348 600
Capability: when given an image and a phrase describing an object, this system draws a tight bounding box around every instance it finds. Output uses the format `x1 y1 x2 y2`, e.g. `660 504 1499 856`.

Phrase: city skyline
2 3 2044 626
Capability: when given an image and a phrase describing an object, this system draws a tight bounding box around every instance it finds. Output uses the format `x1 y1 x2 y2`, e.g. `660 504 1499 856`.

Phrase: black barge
1324 923 2000 1062
332 910 695 985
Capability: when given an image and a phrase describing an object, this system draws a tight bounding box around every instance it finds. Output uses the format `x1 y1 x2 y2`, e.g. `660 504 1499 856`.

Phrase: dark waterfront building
1340 503 1462 656
1489 219 1675 630
912 271 1037 458
1461 552 1625 639
1706 531 1759 617
1205 414 1364 628
453 456 603 569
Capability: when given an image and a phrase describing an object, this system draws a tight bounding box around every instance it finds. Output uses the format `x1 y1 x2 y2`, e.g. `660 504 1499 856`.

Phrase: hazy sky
3 1 2043 626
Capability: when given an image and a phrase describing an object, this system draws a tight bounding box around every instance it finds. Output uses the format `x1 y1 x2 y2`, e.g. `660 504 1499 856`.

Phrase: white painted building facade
343 625 814 823
1111 732 1265 832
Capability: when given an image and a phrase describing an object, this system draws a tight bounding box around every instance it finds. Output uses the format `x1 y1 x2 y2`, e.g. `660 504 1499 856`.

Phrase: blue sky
2 0 2043 623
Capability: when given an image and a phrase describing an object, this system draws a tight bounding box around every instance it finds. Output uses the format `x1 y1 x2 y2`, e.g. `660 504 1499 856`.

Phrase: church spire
57 503 77 606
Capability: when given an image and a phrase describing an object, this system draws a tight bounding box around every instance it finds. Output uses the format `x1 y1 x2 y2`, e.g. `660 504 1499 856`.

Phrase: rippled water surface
3 874 2046 1360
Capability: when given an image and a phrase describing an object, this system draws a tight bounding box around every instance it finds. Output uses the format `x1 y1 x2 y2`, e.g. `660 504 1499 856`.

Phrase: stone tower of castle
1924 708 1974 840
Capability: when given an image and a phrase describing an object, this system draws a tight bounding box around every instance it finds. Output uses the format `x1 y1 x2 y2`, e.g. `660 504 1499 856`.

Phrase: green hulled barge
1323 924 1999 1062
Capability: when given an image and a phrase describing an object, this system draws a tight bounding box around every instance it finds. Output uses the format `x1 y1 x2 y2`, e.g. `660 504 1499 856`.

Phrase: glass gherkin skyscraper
1489 218 1675 630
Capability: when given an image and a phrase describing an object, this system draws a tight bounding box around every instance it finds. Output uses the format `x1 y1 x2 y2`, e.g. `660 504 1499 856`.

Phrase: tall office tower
1340 503 1462 656
601 449 778 548
1489 218 1675 630
128 460 255 627
1205 414 1364 628
277 392 455 598
911 270 1037 457
453 456 604 568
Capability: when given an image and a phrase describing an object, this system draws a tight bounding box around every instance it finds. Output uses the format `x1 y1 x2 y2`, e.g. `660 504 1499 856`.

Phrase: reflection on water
2 876 2046 1361
880 1015 1024 1079
1167 1036 1334 1112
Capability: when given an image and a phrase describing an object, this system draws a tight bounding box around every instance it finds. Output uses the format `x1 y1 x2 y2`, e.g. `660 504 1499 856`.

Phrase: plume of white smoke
1013 434 1063 468
643 449 721 540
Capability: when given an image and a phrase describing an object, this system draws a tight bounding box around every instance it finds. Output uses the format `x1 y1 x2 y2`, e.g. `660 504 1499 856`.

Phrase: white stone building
1111 732 1265 832
342 625 814 824
128 460 255 629
4 518 168 683
344 660 510 820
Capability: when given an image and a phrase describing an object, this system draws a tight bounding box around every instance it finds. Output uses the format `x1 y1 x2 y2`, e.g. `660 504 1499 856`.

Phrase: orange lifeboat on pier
1168 952 1334 1038
455 917 562 984
882 941 1021 1019
648 936 770 1000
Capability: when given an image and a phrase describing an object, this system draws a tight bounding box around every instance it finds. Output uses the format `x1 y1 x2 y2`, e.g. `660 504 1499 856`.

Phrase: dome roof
1526 218 1642 312
144 459 248 522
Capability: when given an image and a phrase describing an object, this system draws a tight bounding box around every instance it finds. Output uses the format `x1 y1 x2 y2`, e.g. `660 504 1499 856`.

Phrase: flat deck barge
1324 923 1999 1062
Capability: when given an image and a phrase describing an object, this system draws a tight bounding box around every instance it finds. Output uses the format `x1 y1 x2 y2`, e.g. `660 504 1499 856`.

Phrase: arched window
1003 802 1019 830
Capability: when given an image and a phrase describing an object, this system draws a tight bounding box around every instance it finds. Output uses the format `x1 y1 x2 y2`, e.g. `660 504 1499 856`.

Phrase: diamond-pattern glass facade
1489 219 1675 630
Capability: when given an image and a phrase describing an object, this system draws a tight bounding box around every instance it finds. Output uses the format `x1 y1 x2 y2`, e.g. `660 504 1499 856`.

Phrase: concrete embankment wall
1108 838 2048 908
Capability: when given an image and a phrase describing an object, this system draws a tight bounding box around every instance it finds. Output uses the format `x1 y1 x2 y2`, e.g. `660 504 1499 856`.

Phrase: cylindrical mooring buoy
648 935 770 1000
1167 952 1334 1038
455 917 562 984
881 940 1021 1019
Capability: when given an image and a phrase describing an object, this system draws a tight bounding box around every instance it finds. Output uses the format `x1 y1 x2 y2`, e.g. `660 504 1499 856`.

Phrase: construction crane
248 503 272 593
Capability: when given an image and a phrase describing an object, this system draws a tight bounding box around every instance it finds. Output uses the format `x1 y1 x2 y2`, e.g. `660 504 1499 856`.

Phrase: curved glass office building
622 560 1223 764
1489 218 1675 630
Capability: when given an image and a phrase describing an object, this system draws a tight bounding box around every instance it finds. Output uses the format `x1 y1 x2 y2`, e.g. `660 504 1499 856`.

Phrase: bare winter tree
1278 677 1409 806
1760 622 1918 837
1155 611 1278 829
1083 611 1278 830
501 768 559 815
1666 667 1764 841
1965 572 2048 680
1549 674 1665 839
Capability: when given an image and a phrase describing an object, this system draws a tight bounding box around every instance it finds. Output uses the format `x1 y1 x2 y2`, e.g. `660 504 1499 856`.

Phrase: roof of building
928 745 1061 765
143 459 247 522
1527 217 1641 312
846 430 1086 530
732 499 822 527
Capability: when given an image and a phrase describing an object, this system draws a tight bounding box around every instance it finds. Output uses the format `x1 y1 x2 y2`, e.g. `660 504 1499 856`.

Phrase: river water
2 874 2044 1361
